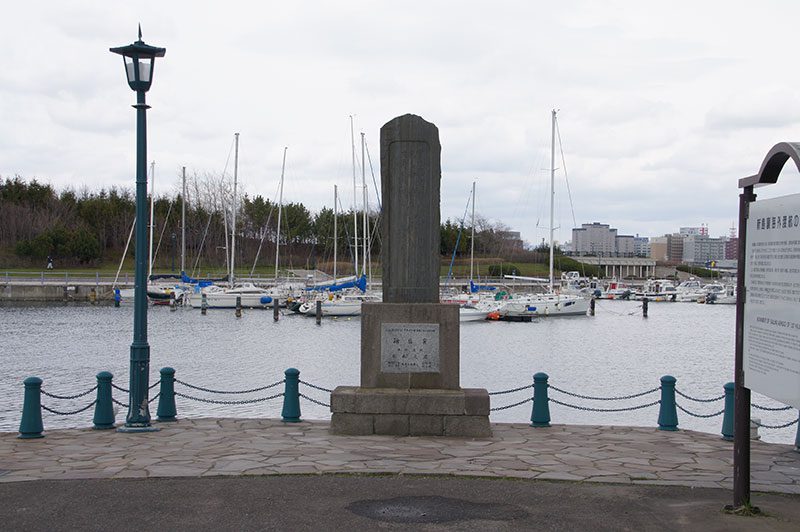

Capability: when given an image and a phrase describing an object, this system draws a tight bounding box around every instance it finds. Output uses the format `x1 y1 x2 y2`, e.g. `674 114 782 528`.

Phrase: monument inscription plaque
381 323 440 373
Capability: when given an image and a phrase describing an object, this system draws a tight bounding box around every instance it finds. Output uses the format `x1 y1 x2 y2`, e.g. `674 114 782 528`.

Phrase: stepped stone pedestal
329 114 491 438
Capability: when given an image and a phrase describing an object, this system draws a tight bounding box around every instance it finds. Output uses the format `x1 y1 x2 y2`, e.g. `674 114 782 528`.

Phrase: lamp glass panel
124 56 136 83
138 59 152 83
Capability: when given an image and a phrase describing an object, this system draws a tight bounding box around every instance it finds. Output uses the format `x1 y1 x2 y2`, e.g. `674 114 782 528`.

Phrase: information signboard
743 192 800 409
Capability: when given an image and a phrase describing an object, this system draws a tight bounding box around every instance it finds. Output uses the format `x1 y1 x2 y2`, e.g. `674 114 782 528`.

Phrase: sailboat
498 110 590 318
186 133 274 309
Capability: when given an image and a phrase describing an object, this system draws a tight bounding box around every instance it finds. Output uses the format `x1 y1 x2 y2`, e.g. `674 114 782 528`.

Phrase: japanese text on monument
380 323 439 373
744 192 800 408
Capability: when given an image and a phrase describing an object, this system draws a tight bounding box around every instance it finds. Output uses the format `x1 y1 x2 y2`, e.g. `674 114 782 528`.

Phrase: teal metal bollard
657 375 678 431
92 371 115 429
157 367 177 422
530 372 551 427
721 382 734 441
19 376 44 439
281 368 301 423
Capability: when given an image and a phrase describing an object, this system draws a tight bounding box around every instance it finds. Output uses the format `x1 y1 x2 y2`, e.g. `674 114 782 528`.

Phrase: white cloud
2 0 800 245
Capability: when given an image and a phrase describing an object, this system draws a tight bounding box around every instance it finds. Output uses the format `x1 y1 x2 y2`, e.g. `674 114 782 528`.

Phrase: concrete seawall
0 282 124 302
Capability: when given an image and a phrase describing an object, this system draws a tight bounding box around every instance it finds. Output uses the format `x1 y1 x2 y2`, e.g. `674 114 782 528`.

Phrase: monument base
330 386 492 437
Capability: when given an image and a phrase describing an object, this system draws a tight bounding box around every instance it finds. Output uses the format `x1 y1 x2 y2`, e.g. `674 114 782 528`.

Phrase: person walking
46 256 54 270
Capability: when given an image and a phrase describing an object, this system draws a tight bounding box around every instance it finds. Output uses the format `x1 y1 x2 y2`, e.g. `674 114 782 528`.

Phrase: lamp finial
138 24 142 41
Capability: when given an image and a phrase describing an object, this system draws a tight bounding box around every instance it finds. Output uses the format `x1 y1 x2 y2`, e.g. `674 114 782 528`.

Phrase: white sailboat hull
499 294 589 317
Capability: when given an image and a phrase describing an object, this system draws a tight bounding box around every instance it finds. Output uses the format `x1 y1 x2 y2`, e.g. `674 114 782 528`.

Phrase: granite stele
330 114 492 437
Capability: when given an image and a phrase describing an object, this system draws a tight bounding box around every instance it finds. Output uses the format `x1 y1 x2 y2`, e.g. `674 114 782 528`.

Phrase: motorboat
674 278 705 302
633 279 678 302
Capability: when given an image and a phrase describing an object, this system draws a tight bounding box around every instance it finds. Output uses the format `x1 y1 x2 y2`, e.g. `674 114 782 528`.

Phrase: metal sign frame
734 142 800 507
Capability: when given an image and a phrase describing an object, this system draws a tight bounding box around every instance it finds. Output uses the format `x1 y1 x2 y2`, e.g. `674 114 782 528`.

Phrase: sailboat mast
549 109 556 293
333 185 338 282
361 132 368 279
350 115 359 276
231 132 239 286
181 166 186 275
275 147 287 280
148 160 155 279
470 180 476 281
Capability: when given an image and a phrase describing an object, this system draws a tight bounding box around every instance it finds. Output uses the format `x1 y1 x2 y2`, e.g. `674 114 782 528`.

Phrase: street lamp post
111 27 166 430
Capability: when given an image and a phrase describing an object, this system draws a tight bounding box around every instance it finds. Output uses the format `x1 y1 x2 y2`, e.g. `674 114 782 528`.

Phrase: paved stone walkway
1 419 799 494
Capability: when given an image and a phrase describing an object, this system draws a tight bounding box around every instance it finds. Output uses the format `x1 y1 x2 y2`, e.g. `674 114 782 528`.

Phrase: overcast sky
3 1 800 246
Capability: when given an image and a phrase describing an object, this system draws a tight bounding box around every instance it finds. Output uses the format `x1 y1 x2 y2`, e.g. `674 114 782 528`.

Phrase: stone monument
330 114 492 437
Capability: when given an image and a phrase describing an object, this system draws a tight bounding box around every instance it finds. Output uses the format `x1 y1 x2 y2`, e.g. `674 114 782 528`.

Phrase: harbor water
1 300 795 444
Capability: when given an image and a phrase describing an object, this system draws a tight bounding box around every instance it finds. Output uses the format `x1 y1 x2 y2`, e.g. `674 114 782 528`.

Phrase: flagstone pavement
1 419 799 494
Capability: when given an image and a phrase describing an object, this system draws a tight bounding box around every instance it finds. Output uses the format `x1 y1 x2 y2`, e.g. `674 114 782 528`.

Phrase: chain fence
549 385 660 402
675 389 725 403
175 379 284 395
299 380 333 393
112 398 129 408
488 384 533 396
42 401 97 416
550 397 661 413
174 391 284 405
752 403 794 412
490 397 532 411
299 393 330 408
751 417 800 430
41 386 97 400
111 383 129 393
676 403 725 418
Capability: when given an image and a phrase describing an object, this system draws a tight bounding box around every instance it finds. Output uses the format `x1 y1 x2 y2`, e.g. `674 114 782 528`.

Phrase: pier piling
589 297 595 316
642 297 649 317
201 293 208 315
92 372 115 429
273 299 280 322
169 292 176 311
315 300 322 325
18 377 44 439
235 296 242 318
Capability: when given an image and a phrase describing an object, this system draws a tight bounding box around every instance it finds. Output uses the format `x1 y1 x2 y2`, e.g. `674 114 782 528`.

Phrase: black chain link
41 385 98 400
550 397 661 413
111 383 129 393
488 384 533 396
112 397 129 408
149 392 160 404
676 403 725 418
149 380 161 390
299 393 330 408
490 397 533 411
174 391 283 405
752 403 793 412
175 379 284 395
675 389 725 403
298 380 333 393
42 401 97 416
751 417 799 429
550 385 660 402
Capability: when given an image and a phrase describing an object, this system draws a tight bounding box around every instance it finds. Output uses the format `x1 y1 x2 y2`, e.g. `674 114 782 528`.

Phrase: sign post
734 142 800 508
